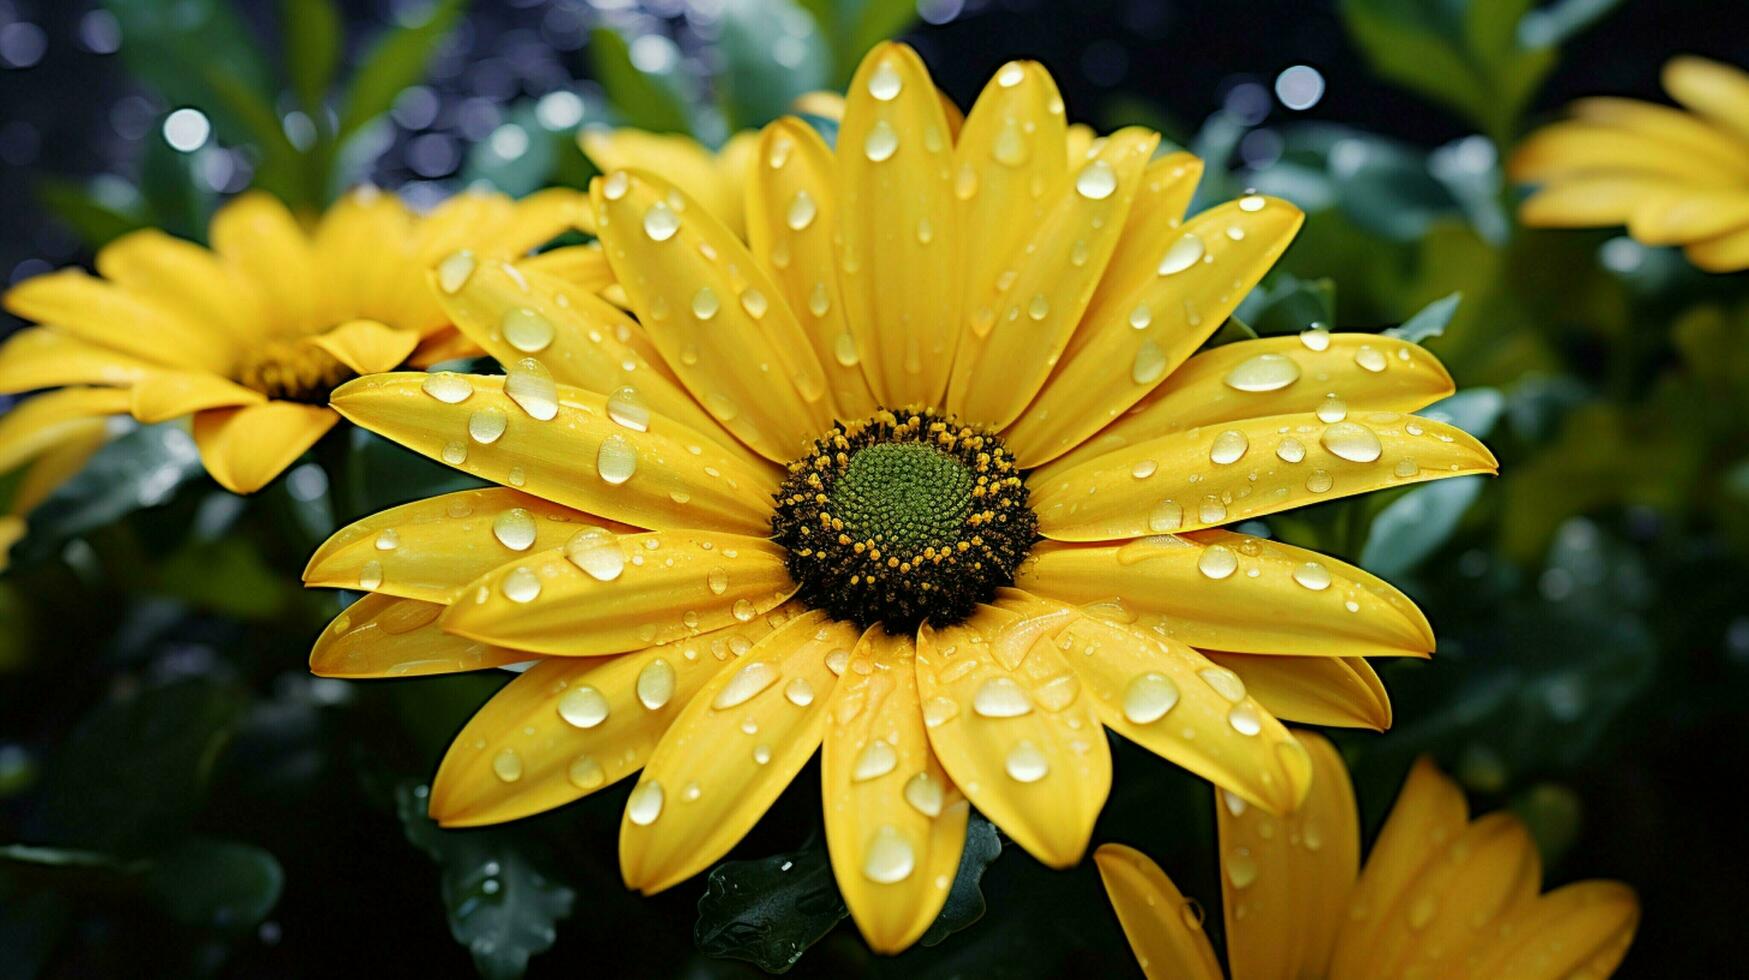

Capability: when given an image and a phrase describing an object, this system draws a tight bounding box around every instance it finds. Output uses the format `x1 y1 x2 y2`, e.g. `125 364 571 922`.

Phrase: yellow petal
514 244 617 293
953 61 1069 368
428 609 793 827
1518 175 1683 228
313 188 416 328
1017 534 1434 658
1067 149 1204 329
620 611 858 893
191 401 338 494
209 191 319 334
128 370 265 423
1007 195 1304 467
836 42 960 408
581 129 744 236
406 326 483 368
1684 223 1749 273
1509 120 1746 187
1015 592 1312 815
745 118 879 417
96 228 265 343
0 387 131 474
307 319 420 374
0 516 22 569
311 593 531 677
1204 652 1392 731
1462 880 1639 980
1031 411 1496 541
1216 731 1359 980
328 372 778 534
1372 812 1542 978
3 269 233 374
431 244 750 459
915 604 1109 867
1047 333 1455 474
591 169 834 461
474 187 590 258
0 328 156 394
1662 55 1749 147
792 91 844 121
439 529 794 657
304 487 638 602
1568 96 1749 175
1065 123 1096 164
948 128 1159 427
8 416 108 515
1626 186 1749 245
1326 756 1469 977
1093 844 1225 980
409 190 515 266
820 627 967 955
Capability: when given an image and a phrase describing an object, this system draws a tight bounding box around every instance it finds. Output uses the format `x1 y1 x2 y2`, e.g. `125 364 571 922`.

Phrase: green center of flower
771 409 1038 632
236 339 356 404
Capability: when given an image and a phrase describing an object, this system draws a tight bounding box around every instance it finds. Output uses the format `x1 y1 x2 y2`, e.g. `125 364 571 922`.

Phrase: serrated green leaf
396 783 575 980
337 0 466 141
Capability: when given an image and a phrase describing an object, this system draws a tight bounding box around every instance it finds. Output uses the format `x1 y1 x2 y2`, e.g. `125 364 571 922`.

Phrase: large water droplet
1276 437 1307 463
1132 339 1168 384
1122 672 1180 724
1005 740 1049 782
852 738 898 781
992 118 1028 167
505 357 558 420
558 685 610 728
862 825 915 883
565 527 624 581
1320 421 1383 463
1075 159 1118 200
501 566 541 602
596 432 638 484
1148 499 1183 532
1210 429 1249 465
1227 702 1263 736
1316 395 1348 424
784 676 815 707
643 201 680 241
492 748 523 782
359 559 383 590
1199 666 1247 702
567 755 605 790
437 250 475 294
502 306 554 353
1306 469 1334 493
714 661 779 709
1197 545 1238 579
492 507 536 551
627 780 664 825
903 772 943 816
636 658 676 710
375 529 400 551
692 286 720 320
468 405 507 444
422 371 473 404
973 676 1032 717
867 61 903 101
864 120 898 162
1300 327 1332 351
1157 233 1205 275
786 189 817 230
1292 561 1332 591
606 386 650 431
1224 353 1301 392
1354 345 1388 373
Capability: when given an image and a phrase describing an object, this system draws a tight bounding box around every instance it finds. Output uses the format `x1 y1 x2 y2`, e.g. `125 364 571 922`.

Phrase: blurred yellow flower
0 187 586 496
1512 55 1749 272
1097 733 1639 979
304 43 1494 954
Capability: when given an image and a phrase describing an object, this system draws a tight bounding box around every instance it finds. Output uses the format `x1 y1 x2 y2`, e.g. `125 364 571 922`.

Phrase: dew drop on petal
1394 457 1420 478
786 189 817 230
437 250 476 294
1210 429 1249 465
1128 303 1152 329
468 405 507 443
1197 545 1238 579
1316 395 1348 424
692 286 720 320
706 566 729 595
1226 847 1260 888
422 371 473 404
1224 353 1301 392
643 201 680 241
441 440 468 465
492 507 537 551
637 658 676 710
1321 421 1383 463
1306 469 1334 493
1132 339 1168 384
1354 345 1388 373
714 661 779 709
973 676 1032 717
997 62 1025 88
1005 740 1049 783
1228 702 1263 736
558 685 610 728
1238 194 1266 212
375 529 400 551
502 306 555 353
784 676 815 707
596 432 638 484
864 120 899 162
601 170 629 200
922 695 959 727
359 560 383 590
1199 666 1247 702
492 748 523 782
852 738 898 781
903 772 943 816
868 61 903 100
565 528 624 581
1293 561 1333 591
862 825 915 883
505 357 558 420
732 598 757 621
1132 459 1158 479
1157 233 1205 275
501 566 541 602
606 386 650 431
627 780 664 825
739 288 769 318
567 755 605 790
1075 159 1118 200
1276 437 1307 463
1148 499 1183 532
1122 672 1180 724
1299 327 1332 351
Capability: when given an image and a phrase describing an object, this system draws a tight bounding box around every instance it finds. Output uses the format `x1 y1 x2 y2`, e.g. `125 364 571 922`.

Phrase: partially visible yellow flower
1097 733 1639 979
303 42 1495 955
0 187 586 496
1512 55 1749 272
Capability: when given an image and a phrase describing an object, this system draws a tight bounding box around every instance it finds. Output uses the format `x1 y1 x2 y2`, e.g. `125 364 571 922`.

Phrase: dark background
3 1 1747 977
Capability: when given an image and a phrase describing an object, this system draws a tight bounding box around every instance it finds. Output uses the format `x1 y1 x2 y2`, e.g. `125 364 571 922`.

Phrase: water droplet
375 529 400 551
627 780 664 825
1321 421 1383 463
565 528 624 581
1199 666 1247 702
1128 303 1152 329
1316 395 1348 424
1222 790 1248 817
502 306 555 353
604 386 650 432
864 120 898 162
559 685 610 728
826 649 850 676
468 405 507 444
784 676 815 707
1132 339 1168 384
1131 459 1158 479
1238 194 1266 212
973 676 1032 717
1292 561 1333 591
422 371 473 404
441 440 468 465
692 286 720 320
1028 293 1050 320
1075 159 1118 200
1300 327 1332 351
1198 498 1228 524
1157 233 1205 275
862 825 915 883
1394 457 1420 478
853 738 898 781
1224 353 1301 392
752 744 772 765
922 696 958 727
1228 702 1263 736
1210 429 1249 465
868 61 903 100
505 357 558 421
997 62 1025 87
1197 545 1238 579
602 171 629 200
1354 345 1388 373
1122 672 1180 724
1408 893 1437 929
1005 740 1049 782
1148 499 1183 532
437 250 476 294
492 748 523 782
359 560 383 590
714 661 779 709
643 201 679 241
903 772 943 816
1306 469 1334 493
992 118 1028 166
1276 437 1306 463
596 432 638 484
492 507 536 550
732 598 757 621
786 189 817 230
739 288 769 318
567 755 605 790
1226 847 1259 888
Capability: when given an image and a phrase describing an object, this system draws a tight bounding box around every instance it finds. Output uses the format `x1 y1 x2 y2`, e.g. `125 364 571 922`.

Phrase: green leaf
28 680 247 855
1359 475 1486 578
282 0 343 112
144 838 284 932
139 120 212 242
154 535 292 620
797 0 918 88
102 0 275 145
920 812 1001 946
35 177 149 250
694 841 846 973
461 103 559 198
1420 387 1506 439
17 424 205 566
1235 273 1336 335
396 783 575 980
1203 314 1261 350
337 0 466 141
586 27 693 135
717 0 831 133
1387 291 1462 344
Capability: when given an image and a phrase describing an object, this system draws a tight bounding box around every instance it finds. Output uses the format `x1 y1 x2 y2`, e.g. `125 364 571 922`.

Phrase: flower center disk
771 409 1038 632
236 339 357 404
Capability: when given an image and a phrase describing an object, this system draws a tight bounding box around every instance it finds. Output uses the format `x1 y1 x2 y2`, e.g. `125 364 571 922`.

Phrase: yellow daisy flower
1096 733 1639 979
303 43 1495 953
0 186 587 496
1512 55 1749 272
